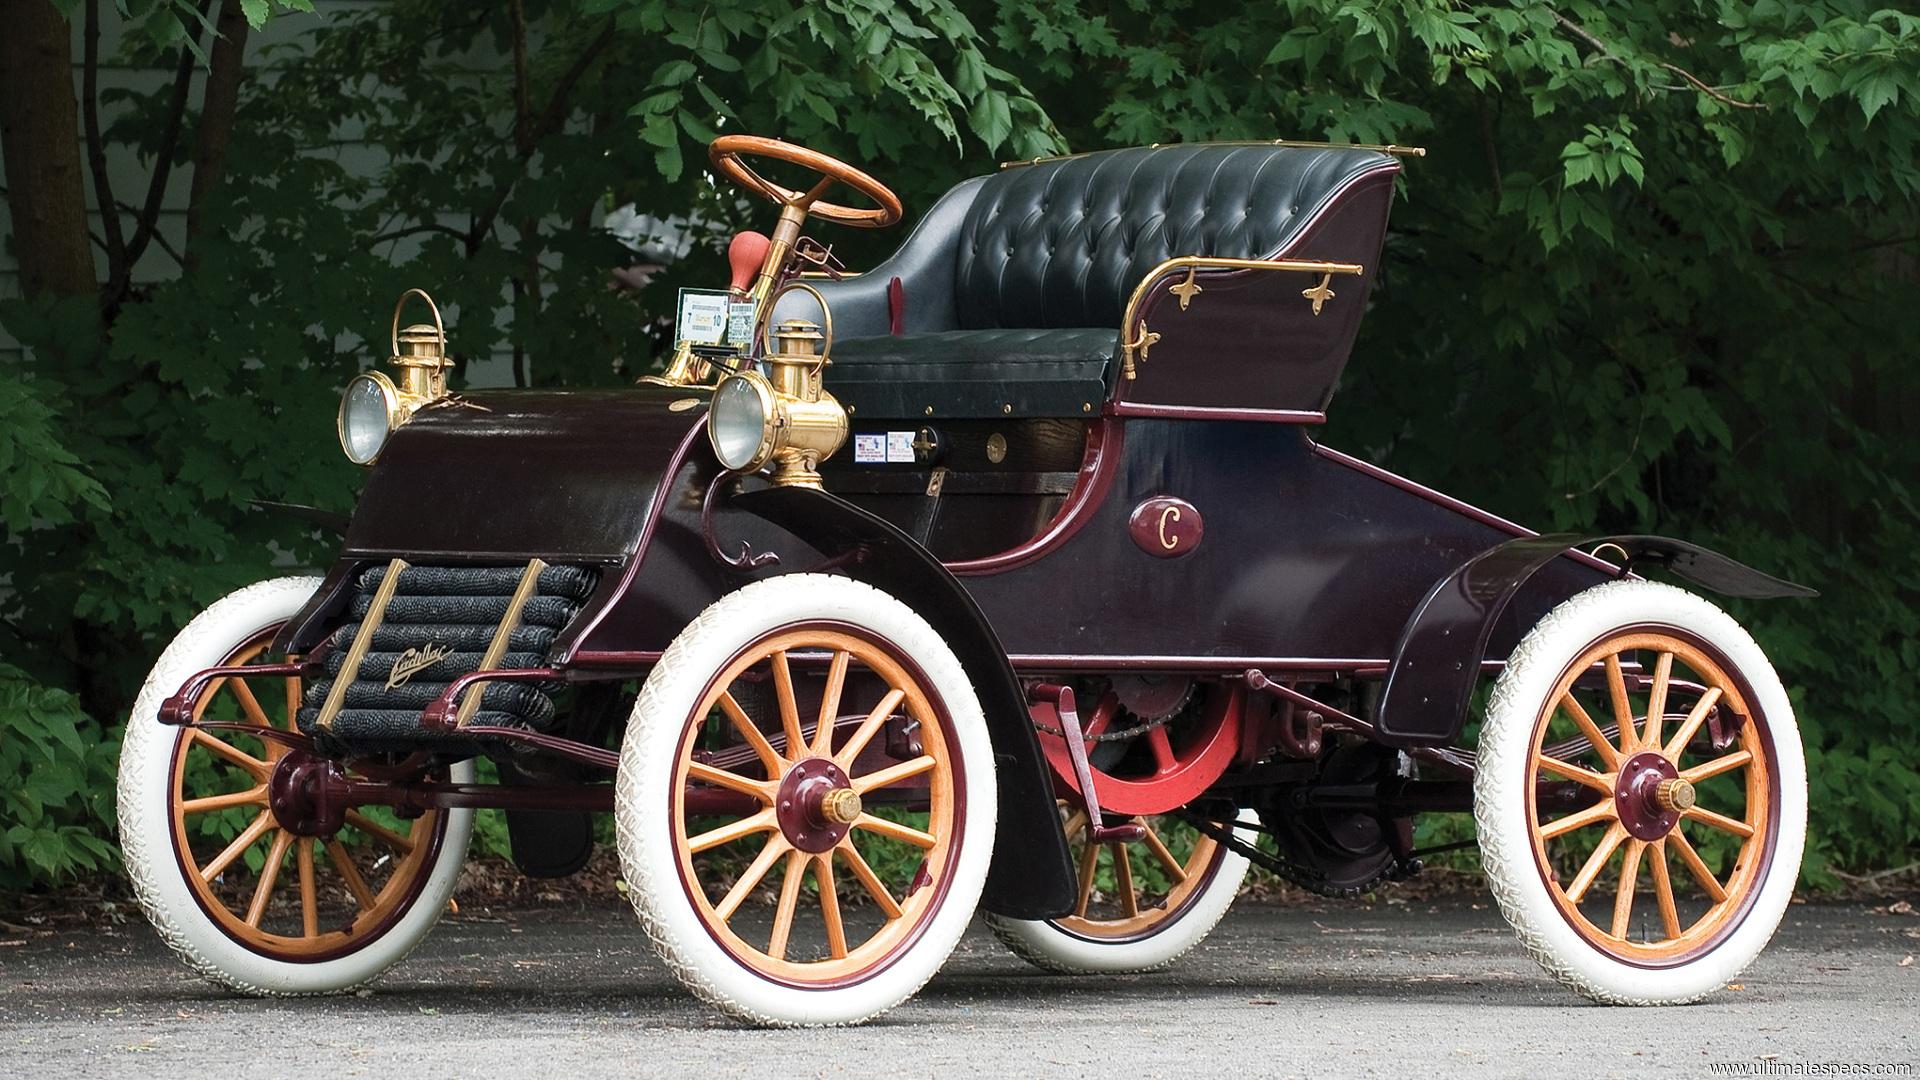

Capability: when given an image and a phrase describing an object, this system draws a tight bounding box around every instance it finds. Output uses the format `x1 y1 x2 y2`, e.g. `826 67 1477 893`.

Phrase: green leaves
0 667 120 888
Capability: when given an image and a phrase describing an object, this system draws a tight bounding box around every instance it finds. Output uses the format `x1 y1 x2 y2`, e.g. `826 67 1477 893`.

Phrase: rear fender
1375 534 1815 748
734 485 1077 920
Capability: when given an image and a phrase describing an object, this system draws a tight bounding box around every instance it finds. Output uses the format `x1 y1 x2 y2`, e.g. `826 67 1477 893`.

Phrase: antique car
119 135 1812 1026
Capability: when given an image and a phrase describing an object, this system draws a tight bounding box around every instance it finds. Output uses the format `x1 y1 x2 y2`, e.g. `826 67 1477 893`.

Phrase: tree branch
115 0 218 302
464 17 616 256
82 0 127 276
1552 12 1766 111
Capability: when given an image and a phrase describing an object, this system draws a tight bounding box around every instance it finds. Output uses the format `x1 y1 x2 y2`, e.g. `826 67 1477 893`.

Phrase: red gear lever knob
727 231 772 295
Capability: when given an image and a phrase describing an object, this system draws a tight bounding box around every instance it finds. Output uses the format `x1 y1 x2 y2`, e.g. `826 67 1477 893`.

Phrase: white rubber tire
616 574 996 1027
985 810 1254 974
118 576 475 996
1475 579 1806 1005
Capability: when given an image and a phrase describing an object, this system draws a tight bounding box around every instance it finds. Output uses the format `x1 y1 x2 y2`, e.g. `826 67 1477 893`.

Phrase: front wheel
616 574 995 1027
118 577 474 996
1475 579 1805 1004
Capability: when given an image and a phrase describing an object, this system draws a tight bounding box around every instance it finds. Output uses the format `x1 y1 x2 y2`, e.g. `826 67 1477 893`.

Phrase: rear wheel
617 574 994 1027
1476 579 1805 1004
119 577 473 995
987 804 1251 974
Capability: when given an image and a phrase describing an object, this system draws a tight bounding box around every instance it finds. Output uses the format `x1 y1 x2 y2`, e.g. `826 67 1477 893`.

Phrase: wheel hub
775 757 858 852
267 750 349 837
1614 751 1684 840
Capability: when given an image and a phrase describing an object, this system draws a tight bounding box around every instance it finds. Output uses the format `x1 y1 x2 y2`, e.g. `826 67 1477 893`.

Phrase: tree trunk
186 0 250 264
0 0 97 301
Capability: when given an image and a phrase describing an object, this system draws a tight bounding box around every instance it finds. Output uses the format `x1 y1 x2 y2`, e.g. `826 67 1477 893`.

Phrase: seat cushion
953 144 1398 329
828 328 1115 419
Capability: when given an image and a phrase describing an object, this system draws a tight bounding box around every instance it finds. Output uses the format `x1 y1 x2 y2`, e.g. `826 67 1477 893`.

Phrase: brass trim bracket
455 558 547 728
315 558 409 730
1118 256 1366 378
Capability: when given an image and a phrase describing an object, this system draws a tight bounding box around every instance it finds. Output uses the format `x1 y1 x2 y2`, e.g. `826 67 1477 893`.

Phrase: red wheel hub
1613 750 1684 841
774 756 859 853
1035 684 1242 816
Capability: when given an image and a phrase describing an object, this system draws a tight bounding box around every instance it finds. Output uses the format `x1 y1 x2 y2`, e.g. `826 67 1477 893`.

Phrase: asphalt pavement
2 896 1914 1078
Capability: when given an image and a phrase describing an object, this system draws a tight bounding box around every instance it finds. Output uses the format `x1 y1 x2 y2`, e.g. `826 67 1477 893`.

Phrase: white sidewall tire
986 810 1254 974
616 574 996 1027
118 576 475 996
1475 579 1806 1005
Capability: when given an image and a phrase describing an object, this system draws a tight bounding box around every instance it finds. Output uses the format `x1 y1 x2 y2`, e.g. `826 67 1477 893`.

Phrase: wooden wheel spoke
1536 755 1613 793
1111 843 1139 918
1145 725 1177 774
325 838 377 911
1565 822 1627 903
1137 820 1188 883
1605 654 1635 752
717 692 781 775
851 754 936 795
285 674 302 732
200 811 274 882
852 812 935 849
686 760 777 802
228 677 274 730
1559 693 1621 770
1060 809 1089 843
1539 799 1615 840
834 688 906 768
245 829 296 927
1073 841 1100 917
1649 839 1682 940
686 808 777 853
1667 828 1727 903
1683 805 1755 838
766 850 807 960
296 841 319 938
1643 652 1673 752
182 784 268 815
814 650 850 757
816 854 847 960
770 650 804 757
346 810 417 853
837 841 902 920
715 835 790 922
1662 686 1723 759
192 729 270 777
1610 839 1644 939
1681 750 1752 784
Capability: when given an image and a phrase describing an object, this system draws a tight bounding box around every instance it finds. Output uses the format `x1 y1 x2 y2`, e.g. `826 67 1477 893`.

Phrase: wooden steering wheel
709 135 903 229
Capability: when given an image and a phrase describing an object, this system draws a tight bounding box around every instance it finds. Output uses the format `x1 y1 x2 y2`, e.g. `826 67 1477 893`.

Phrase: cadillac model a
121 136 1812 1025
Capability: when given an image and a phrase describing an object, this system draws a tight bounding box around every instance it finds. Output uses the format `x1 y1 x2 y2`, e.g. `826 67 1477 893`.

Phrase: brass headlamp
338 289 454 465
706 283 847 488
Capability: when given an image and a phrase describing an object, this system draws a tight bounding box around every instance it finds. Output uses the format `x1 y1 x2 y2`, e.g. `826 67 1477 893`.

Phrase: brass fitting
761 313 845 488
389 289 454 408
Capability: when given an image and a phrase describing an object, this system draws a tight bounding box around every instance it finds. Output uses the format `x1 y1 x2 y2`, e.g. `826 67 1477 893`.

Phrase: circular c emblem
1129 496 1202 558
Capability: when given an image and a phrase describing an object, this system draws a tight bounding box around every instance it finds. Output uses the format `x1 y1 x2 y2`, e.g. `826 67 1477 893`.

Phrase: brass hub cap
671 625 959 986
1526 629 1774 964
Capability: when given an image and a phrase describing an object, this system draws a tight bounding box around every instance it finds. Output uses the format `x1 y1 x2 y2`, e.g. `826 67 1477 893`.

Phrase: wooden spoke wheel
1476 580 1805 1005
988 802 1252 974
167 634 450 962
618 575 994 1027
120 577 473 995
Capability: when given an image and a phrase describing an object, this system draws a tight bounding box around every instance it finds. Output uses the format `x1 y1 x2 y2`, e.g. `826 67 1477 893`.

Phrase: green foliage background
2 0 1916 890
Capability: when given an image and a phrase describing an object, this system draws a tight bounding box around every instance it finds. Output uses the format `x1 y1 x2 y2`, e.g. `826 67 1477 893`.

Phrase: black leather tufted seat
784 143 1400 418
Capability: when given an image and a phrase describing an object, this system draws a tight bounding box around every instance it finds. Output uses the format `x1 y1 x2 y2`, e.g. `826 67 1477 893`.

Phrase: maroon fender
1375 533 1815 747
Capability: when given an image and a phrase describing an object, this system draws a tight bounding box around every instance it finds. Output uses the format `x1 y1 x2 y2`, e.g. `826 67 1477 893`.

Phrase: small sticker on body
853 433 886 463
885 431 916 463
